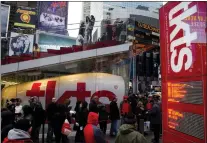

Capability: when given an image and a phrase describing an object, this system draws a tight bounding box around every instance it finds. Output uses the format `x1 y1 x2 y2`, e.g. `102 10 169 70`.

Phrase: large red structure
160 2 207 143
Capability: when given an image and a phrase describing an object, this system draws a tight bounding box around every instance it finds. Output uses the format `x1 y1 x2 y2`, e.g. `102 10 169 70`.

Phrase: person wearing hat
3 119 33 143
115 113 147 143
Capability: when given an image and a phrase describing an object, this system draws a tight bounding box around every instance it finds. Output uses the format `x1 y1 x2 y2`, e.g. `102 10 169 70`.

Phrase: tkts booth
160 2 207 143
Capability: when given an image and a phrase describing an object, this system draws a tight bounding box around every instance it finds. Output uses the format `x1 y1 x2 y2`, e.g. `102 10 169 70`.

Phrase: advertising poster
38 33 76 52
9 32 34 56
1 4 10 38
38 1 68 35
14 7 37 28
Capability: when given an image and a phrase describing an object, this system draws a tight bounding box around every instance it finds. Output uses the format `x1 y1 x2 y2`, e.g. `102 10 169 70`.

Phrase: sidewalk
39 130 162 143
39 123 162 143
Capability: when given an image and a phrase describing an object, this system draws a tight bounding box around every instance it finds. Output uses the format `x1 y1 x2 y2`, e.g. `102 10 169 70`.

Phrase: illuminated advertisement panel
167 81 203 104
168 109 204 140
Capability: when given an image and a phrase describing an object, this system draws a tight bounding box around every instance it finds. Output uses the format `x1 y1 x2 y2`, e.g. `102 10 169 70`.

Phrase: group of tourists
1 92 161 143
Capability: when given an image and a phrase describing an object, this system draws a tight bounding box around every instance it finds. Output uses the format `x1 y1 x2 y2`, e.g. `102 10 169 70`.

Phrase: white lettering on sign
169 2 198 73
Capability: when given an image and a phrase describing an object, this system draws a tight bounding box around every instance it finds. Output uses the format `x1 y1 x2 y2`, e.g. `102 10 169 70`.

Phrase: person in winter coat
1 110 15 142
52 104 68 143
29 97 45 143
98 104 109 134
148 99 161 143
128 94 138 115
64 99 72 123
75 101 89 143
120 96 131 125
109 97 120 136
84 112 108 143
89 96 99 113
115 113 147 143
6 99 16 117
46 97 58 143
22 105 33 121
3 119 33 143
136 101 145 131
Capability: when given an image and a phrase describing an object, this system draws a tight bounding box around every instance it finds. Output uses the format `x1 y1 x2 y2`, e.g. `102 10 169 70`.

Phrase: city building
89 2 163 41
82 2 91 20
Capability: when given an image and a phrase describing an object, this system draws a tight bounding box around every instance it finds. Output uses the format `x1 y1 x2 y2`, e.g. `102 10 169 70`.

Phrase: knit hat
123 113 136 124
123 96 128 100
14 119 32 132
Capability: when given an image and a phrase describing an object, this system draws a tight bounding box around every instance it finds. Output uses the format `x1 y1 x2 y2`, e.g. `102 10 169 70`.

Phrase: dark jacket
1 124 14 142
75 101 89 143
149 103 161 125
22 105 33 122
89 100 99 113
76 101 89 128
1 110 14 129
84 112 108 143
46 102 58 122
128 95 137 114
99 106 109 122
115 124 147 143
110 101 120 120
52 104 66 131
31 102 45 127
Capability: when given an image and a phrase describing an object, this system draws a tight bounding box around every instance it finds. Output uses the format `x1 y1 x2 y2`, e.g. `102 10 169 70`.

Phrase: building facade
89 2 162 41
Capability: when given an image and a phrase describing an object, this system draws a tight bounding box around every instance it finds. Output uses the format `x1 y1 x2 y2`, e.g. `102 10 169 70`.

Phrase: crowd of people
1 92 162 143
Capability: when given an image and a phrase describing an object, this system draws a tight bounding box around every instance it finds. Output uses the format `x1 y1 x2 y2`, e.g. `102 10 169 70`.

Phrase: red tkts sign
26 81 116 107
160 2 206 143
161 2 206 79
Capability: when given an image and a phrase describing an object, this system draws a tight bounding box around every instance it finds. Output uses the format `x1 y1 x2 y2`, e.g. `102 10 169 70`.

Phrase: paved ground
39 123 162 143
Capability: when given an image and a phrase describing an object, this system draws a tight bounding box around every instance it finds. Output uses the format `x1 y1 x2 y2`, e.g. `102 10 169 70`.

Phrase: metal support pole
139 119 144 135
132 57 137 94
42 123 45 143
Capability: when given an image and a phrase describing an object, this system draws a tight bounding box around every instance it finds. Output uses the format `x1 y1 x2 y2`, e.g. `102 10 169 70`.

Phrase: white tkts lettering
169 2 198 73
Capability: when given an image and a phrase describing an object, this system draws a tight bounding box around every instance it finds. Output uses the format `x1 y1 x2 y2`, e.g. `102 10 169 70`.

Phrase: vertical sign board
160 2 207 143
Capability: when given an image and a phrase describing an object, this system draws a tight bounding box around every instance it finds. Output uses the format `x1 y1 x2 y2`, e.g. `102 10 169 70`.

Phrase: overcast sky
68 2 83 38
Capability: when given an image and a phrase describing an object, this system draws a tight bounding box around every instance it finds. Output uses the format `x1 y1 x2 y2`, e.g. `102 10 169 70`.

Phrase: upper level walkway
1 41 131 75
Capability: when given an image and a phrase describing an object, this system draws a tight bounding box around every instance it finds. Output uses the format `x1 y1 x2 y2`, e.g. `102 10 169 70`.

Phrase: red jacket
3 138 33 143
84 112 108 143
120 96 131 115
